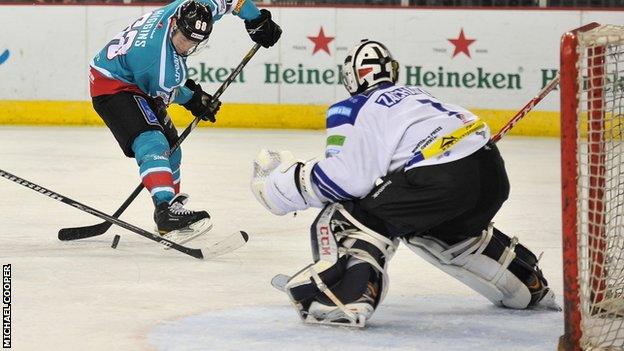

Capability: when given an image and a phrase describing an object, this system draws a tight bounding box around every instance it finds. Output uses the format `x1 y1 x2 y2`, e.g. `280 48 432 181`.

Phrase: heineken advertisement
1 5 623 112
187 62 560 91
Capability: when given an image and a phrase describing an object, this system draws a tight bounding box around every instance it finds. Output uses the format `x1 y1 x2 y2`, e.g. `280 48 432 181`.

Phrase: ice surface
148 297 562 351
0 127 563 350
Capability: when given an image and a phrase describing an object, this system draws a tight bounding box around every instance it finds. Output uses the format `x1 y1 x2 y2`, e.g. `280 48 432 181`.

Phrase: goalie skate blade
534 289 562 311
200 231 249 260
271 274 291 292
162 218 213 250
304 314 367 328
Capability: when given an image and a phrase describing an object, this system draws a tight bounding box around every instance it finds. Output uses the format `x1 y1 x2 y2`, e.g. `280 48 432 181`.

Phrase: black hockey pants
348 142 510 244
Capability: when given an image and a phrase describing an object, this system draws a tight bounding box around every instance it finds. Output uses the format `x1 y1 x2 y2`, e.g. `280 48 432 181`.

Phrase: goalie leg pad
282 203 399 326
403 224 558 310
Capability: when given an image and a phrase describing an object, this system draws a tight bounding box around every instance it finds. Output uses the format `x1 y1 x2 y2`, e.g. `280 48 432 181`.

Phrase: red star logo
448 29 476 58
307 27 335 55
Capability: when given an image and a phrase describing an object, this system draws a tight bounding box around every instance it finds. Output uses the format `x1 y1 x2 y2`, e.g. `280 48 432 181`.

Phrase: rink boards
0 6 622 136
0 100 561 137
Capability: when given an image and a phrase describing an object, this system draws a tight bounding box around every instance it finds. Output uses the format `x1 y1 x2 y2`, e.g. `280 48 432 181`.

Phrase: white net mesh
576 24 624 350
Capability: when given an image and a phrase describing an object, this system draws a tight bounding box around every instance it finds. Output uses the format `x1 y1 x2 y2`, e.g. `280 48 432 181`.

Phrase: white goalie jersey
310 83 491 203
251 83 491 216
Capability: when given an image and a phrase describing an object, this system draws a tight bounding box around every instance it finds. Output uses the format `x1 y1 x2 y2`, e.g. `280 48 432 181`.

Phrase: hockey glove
244 9 282 48
251 149 324 215
181 79 221 122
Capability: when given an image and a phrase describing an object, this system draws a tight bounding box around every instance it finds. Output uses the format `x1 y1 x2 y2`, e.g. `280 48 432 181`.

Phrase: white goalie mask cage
342 40 399 95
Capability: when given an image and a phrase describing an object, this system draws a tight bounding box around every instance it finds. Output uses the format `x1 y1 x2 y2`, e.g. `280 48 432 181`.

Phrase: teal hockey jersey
90 0 260 104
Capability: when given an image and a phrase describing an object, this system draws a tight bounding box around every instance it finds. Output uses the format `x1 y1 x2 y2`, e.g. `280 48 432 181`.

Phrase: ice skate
526 271 560 311
305 281 378 328
154 193 213 246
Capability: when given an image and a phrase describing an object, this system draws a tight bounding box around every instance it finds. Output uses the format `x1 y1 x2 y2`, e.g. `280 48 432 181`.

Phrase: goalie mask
342 40 399 96
174 0 213 56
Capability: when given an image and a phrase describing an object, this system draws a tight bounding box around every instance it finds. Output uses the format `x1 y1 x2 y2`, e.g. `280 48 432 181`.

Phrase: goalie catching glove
181 79 221 122
251 149 324 215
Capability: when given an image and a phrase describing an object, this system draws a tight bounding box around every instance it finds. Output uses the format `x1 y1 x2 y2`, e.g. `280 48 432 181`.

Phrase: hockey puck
111 234 120 249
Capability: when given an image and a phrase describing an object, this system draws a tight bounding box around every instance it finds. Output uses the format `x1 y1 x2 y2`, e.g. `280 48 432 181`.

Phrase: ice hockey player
90 0 281 242
251 39 558 327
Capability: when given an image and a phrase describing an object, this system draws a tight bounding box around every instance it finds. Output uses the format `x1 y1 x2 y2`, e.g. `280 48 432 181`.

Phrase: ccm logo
319 226 331 256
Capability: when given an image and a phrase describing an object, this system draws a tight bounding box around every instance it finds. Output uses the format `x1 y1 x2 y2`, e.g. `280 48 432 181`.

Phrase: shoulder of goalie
403 224 560 310
279 203 400 327
251 149 325 215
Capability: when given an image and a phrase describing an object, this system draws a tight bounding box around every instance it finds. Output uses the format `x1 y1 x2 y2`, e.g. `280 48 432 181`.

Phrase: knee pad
169 147 182 170
283 203 399 326
132 131 175 203
403 224 558 310
132 130 170 167
169 147 182 188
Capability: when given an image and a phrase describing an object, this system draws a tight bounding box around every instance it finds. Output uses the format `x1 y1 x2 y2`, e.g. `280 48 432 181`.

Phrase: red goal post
560 22 624 351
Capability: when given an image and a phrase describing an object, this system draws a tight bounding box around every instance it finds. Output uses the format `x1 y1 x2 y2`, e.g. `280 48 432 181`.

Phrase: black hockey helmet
175 0 213 43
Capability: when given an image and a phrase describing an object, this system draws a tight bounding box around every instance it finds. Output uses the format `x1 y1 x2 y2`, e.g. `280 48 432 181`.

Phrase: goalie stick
397 76 559 169
271 273 290 292
58 42 262 242
0 169 249 260
491 73 560 142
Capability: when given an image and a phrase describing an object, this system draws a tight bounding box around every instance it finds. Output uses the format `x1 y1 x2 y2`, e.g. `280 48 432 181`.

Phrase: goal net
560 23 624 351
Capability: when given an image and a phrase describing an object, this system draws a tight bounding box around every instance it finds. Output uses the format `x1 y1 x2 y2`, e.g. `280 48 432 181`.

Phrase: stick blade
271 274 290 292
200 231 249 260
58 222 111 241
163 219 214 250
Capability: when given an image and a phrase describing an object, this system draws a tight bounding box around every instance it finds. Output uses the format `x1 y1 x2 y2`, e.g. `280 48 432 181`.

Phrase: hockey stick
58 43 262 241
0 169 249 259
491 73 560 143
402 75 559 168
